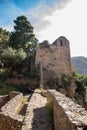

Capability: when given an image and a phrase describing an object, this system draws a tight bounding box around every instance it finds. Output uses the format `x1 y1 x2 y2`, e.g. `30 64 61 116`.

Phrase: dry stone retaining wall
1 92 23 114
0 89 87 130
0 92 24 130
0 91 21 109
46 90 87 130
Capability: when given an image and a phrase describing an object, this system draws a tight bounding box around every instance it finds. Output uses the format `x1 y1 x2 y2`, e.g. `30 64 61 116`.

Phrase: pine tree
10 15 36 51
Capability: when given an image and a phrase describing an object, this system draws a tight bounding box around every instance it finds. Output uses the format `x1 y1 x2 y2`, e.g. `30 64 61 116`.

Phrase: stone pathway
22 90 53 130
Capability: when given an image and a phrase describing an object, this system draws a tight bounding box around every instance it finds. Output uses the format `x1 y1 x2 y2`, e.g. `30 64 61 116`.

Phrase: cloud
26 0 72 34
34 20 51 32
2 25 14 32
1 0 72 34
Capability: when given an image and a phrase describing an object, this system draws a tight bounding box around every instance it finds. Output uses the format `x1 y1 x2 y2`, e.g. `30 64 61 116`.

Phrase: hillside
71 56 87 75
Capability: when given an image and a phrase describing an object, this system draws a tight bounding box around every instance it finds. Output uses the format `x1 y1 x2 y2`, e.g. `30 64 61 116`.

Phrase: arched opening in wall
60 40 63 46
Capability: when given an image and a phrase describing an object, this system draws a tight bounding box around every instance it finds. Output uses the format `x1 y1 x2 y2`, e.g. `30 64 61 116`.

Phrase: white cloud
26 0 72 32
2 25 14 32
3 0 87 57
34 0 87 57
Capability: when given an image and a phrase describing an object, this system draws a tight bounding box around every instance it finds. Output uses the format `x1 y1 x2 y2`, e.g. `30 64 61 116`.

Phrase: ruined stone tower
35 36 72 82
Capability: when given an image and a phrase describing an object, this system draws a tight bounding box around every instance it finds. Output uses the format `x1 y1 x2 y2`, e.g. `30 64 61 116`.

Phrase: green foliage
0 81 16 95
46 100 53 118
46 100 54 129
45 74 71 90
1 47 26 76
28 71 39 79
0 27 11 54
46 78 58 89
71 68 87 95
60 74 71 89
0 69 9 79
0 81 28 95
10 15 37 51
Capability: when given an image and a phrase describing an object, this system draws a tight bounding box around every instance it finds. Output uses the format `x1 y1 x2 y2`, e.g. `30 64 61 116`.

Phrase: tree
10 15 37 51
0 27 10 53
1 47 26 76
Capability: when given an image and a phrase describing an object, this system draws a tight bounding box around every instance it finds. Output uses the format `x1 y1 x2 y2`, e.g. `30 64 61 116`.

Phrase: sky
0 0 87 57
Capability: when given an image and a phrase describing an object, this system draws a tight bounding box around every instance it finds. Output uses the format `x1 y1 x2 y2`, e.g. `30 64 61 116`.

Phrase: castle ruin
35 36 72 82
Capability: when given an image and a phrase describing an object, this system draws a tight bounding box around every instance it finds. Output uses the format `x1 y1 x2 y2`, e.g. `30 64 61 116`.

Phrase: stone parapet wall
46 90 87 130
0 91 21 109
0 92 24 130
1 92 23 114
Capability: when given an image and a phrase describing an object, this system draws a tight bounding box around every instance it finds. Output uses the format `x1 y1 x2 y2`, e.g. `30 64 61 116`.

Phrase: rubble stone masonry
35 36 72 80
0 92 23 130
0 90 87 130
46 90 87 130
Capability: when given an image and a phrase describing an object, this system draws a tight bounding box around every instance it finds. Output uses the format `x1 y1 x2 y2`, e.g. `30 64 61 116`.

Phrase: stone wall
0 91 21 109
45 90 87 130
35 36 72 81
0 89 87 130
1 92 23 114
0 92 24 130
0 113 23 130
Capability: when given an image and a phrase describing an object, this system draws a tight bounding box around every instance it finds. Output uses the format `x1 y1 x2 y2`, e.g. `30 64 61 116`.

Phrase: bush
0 81 28 95
1 47 26 77
0 69 9 79
46 78 58 89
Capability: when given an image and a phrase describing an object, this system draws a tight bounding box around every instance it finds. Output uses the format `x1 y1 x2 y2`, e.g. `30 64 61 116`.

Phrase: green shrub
0 69 9 79
1 47 26 77
0 81 28 95
27 71 39 79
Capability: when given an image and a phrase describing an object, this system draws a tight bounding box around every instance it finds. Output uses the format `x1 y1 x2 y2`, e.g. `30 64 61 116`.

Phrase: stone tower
35 36 72 82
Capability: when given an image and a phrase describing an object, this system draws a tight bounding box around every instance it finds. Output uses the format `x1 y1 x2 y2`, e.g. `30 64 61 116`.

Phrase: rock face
35 36 72 81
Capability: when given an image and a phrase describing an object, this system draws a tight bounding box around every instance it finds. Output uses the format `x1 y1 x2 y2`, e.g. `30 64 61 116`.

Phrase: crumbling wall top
52 36 69 46
37 36 69 49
